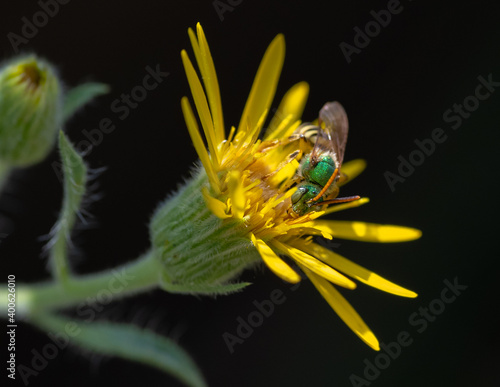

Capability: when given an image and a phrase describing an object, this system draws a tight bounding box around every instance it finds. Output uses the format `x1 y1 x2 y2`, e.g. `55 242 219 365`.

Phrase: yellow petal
272 240 356 289
237 34 285 135
323 197 370 215
267 119 302 145
181 50 219 166
251 234 301 284
265 82 309 140
301 266 380 351
227 170 246 218
339 159 367 186
240 107 268 149
201 187 230 219
181 97 220 194
312 220 422 242
297 241 417 298
195 24 225 146
187 28 203 80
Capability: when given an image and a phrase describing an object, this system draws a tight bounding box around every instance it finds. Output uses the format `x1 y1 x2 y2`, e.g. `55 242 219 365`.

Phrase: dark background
1 1 499 386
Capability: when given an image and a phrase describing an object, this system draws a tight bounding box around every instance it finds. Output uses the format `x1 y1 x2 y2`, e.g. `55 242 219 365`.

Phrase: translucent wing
310 101 349 169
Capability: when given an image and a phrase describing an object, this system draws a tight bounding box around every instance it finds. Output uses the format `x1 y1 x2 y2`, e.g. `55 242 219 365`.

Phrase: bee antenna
320 195 361 206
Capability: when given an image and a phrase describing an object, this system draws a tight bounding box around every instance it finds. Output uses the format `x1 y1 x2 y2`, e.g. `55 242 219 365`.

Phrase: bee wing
314 101 349 168
309 125 334 166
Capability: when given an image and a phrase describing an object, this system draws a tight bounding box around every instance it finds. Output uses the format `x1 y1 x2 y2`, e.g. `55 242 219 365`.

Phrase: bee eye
291 186 308 204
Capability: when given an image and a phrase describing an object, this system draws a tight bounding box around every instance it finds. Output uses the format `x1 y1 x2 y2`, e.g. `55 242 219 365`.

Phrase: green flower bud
149 167 261 295
0 55 62 167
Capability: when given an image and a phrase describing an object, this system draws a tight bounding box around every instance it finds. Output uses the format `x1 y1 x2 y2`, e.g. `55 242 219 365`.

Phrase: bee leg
280 175 303 192
283 133 315 155
262 149 303 181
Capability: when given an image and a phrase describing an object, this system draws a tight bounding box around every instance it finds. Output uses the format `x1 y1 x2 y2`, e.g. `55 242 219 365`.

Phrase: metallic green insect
291 101 360 216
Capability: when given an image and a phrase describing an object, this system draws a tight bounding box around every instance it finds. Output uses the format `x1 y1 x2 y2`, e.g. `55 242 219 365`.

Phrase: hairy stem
3 250 161 319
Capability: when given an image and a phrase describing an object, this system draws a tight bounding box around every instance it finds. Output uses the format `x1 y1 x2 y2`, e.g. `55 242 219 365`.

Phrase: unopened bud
0 55 62 167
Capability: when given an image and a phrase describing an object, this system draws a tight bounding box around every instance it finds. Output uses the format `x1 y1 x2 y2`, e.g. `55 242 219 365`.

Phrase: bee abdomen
293 123 318 145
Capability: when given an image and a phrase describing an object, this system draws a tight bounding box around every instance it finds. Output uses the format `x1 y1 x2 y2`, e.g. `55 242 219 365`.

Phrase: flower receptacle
149 166 261 295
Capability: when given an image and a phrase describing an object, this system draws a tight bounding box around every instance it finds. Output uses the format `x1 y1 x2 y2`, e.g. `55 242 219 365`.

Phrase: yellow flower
158 23 421 351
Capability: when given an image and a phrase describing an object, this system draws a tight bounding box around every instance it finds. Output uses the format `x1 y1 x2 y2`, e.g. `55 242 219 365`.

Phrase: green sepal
63 82 109 120
150 166 262 295
160 271 252 295
33 313 206 387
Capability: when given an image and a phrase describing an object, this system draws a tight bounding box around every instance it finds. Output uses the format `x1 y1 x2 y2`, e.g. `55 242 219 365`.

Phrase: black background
1 1 499 386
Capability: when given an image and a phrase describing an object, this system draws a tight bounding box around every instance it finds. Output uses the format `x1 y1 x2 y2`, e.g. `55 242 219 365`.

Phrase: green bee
290 101 360 216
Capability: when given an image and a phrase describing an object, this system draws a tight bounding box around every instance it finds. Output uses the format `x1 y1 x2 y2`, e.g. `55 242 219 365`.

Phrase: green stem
51 131 88 284
51 225 71 284
4 250 161 319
